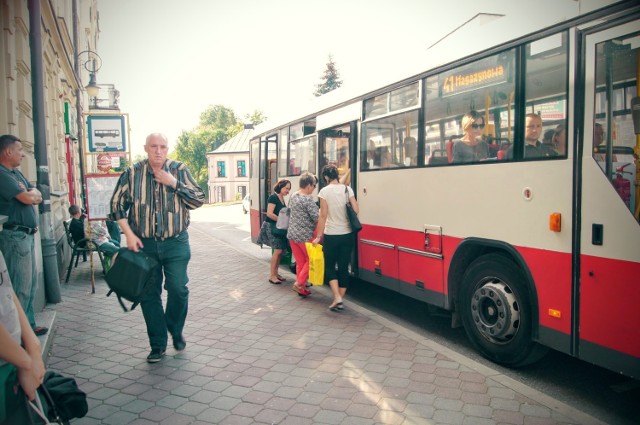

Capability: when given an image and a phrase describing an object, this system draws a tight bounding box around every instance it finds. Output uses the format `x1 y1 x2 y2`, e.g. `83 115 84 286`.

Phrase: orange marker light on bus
549 213 561 232
548 309 561 319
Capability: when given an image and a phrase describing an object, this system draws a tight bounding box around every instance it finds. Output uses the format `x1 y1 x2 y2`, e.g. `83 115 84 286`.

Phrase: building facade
207 124 253 203
0 0 101 308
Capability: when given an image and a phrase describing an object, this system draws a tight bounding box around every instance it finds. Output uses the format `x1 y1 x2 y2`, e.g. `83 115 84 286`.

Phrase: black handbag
41 371 88 422
344 186 362 232
105 248 159 312
0 364 18 423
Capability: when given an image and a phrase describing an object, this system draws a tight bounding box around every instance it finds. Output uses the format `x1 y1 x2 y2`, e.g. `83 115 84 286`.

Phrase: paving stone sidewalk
45 226 604 425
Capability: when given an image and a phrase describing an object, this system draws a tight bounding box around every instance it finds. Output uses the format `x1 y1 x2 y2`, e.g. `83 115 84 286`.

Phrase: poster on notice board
85 174 120 220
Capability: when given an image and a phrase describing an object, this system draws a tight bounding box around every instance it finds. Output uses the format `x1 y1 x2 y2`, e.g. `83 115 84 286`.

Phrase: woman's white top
318 183 354 236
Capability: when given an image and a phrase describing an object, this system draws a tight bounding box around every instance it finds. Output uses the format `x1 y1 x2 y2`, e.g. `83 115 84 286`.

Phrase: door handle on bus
592 223 603 246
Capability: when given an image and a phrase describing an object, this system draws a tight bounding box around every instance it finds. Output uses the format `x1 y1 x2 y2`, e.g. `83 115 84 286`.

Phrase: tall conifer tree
314 54 343 97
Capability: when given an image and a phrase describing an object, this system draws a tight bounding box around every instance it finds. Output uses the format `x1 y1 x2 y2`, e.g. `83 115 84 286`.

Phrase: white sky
96 0 615 157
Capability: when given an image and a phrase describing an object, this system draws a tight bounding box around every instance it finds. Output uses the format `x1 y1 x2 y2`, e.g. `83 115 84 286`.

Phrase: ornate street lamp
77 50 102 98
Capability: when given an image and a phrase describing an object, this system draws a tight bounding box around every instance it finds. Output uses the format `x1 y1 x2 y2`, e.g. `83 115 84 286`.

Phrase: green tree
313 54 343 97
199 104 241 150
245 110 267 127
172 105 267 202
132 153 146 163
173 130 209 193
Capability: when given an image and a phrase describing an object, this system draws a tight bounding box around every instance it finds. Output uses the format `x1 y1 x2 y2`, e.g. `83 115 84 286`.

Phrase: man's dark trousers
139 231 191 350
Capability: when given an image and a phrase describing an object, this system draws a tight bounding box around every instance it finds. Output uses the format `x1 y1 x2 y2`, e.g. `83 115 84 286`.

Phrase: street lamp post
75 50 102 209
78 50 102 103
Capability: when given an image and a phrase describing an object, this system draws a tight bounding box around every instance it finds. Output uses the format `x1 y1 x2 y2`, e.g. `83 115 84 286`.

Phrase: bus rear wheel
459 253 548 367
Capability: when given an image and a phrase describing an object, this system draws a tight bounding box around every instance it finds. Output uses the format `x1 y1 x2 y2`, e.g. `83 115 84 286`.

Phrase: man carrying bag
109 133 205 364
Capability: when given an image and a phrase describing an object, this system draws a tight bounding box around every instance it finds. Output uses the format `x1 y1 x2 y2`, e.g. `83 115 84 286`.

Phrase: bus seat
446 140 454 163
497 140 512 160
428 149 449 165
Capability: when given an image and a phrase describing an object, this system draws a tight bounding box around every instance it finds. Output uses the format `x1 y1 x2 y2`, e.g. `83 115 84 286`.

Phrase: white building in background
207 124 254 203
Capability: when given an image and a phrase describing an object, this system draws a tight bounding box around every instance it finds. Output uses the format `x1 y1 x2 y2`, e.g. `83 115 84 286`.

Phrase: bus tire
459 253 548 367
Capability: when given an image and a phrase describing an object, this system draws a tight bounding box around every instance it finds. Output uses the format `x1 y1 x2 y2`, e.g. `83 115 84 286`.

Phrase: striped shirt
109 159 204 239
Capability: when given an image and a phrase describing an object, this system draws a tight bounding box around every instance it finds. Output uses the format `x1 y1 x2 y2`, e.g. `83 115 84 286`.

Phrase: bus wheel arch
449 241 547 367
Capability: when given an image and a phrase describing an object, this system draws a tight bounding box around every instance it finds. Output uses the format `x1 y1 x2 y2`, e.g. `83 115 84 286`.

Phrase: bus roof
252 0 628 140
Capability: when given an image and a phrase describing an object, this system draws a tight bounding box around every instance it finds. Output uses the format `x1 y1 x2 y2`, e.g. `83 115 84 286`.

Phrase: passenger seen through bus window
403 137 417 166
452 111 490 163
506 114 558 159
552 124 566 156
593 122 617 164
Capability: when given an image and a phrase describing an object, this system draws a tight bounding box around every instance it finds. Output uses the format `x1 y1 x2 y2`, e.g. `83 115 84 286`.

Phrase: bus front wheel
459 253 547 367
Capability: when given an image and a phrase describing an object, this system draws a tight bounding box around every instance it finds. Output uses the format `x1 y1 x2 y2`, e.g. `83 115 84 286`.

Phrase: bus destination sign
440 55 510 97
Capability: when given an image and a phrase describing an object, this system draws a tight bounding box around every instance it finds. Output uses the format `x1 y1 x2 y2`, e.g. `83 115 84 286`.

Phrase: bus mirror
631 97 640 135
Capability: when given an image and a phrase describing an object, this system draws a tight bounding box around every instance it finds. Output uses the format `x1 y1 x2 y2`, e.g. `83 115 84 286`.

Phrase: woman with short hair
287 172 319 297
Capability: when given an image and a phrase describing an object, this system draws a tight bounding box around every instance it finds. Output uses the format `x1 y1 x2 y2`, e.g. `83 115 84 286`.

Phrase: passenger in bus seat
337 149 351 185
452 111 490 163
593 122 616 162
551 124 566 156
286 172 319 297
373 146 396 168
403 137 417 166
313 165 359 312
446 137 455 163
363 140 377 169
542 128 555 146
506 113 558 159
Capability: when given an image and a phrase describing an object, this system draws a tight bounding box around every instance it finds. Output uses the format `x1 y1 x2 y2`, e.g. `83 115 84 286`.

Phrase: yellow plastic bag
306 242 324 286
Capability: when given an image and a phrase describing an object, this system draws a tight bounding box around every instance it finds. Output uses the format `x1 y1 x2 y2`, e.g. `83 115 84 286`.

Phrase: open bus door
249 135 278 243
318 121 359 273
317 122 358 188
578 21 640 378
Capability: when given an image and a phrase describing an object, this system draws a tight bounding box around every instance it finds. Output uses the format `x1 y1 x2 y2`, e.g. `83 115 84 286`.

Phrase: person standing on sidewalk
257 179 291 284
0 134 48 336
109 133 204 363
0 251 46 424
313 164 359 311
286 172 319 297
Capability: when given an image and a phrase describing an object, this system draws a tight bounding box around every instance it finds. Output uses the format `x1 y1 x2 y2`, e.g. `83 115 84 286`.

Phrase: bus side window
522 33 568 161
424 51 516 166
362 110 419 170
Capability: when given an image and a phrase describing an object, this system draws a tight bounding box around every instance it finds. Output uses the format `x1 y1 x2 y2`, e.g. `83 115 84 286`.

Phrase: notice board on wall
85 174 121 220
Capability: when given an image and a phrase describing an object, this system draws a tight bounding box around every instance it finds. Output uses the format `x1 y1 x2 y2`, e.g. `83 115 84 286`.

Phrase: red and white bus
248 1 640 378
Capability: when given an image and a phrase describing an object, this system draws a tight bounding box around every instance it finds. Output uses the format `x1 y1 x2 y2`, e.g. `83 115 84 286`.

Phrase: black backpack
105 248 158 312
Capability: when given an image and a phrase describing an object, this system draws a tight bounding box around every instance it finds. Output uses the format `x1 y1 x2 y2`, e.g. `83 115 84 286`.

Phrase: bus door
318 122 359 270
249 135 278 243
318 122 357 188
578 20 640 378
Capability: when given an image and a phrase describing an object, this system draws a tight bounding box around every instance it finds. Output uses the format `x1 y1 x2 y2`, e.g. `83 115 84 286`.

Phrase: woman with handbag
312 165 360 311
257 179 291 284
287 172 319 297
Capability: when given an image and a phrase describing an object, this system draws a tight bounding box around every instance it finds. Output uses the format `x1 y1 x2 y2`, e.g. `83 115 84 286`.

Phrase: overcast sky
96 0 614 156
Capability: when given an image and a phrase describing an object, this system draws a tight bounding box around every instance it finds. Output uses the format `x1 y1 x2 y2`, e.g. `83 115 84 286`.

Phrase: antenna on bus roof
428 13 504 50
